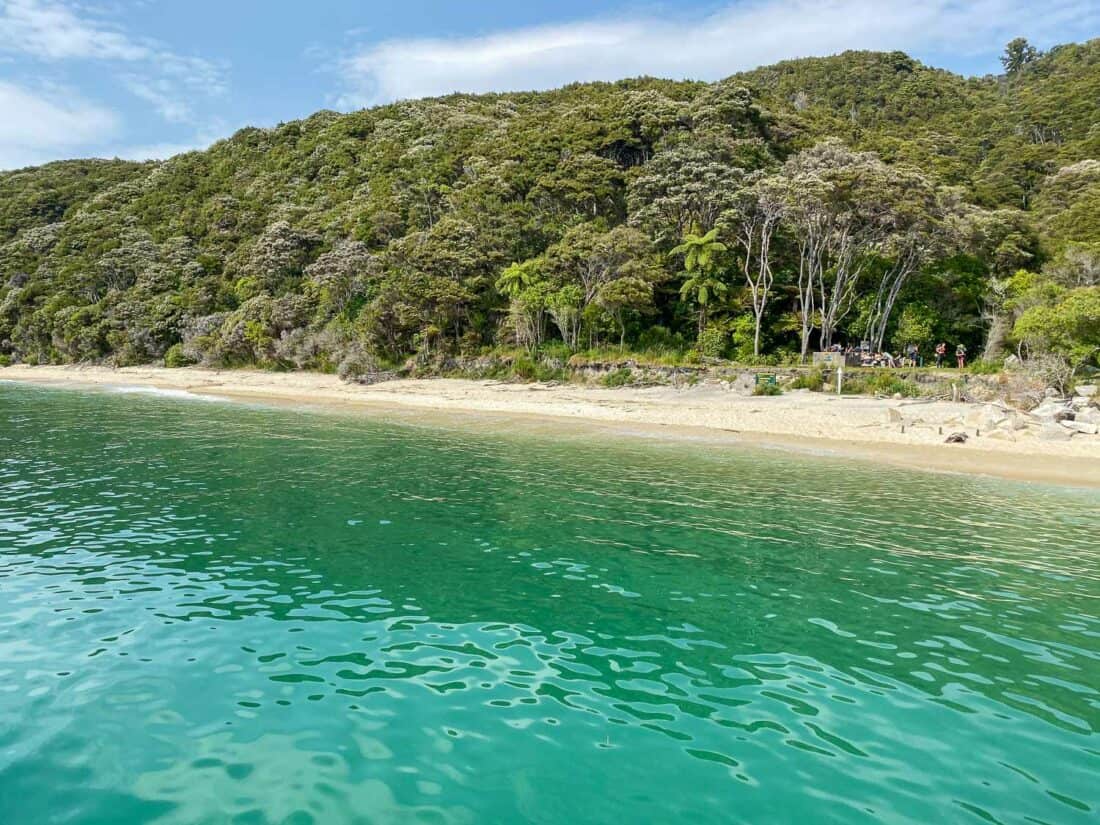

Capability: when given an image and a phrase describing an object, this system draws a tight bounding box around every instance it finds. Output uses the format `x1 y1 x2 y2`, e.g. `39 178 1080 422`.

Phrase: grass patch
753 382 783 396
843 370 922 397
968 359 1004 375
601 367 635 387
787 368 825 391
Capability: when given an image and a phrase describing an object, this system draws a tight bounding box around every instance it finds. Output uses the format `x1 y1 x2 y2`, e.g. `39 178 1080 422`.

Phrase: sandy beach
2 363 1098 487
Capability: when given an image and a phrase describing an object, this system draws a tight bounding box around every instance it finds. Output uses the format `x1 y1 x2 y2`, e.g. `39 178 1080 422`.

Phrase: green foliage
1014 286 1100 367
0 159 150 243
1001 38 1041 74
163 343 195 368
2 42 1099 374
753 382 783 396
728 316 759 362
892 303 937 350
968 359 1004 375
843 371 923 397
695 325 728 358
601 367 635 387
788 368 826 390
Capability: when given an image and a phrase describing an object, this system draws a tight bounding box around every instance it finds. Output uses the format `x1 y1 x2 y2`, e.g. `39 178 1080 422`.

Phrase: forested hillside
1 39 1097 377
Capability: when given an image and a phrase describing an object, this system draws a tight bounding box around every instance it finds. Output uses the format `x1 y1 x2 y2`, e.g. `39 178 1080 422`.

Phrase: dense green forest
1 39 1097 378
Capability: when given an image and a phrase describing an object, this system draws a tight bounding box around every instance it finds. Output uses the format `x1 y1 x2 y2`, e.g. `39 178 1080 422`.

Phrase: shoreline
3 364 1099 488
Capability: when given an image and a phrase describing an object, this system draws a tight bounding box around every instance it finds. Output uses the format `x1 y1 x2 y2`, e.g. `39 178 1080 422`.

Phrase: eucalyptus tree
721 174 787 356
861 167 942 352
781 140 940 355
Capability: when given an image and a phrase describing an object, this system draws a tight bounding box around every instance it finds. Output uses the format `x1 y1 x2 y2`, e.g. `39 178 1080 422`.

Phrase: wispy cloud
0 0 227 124
0 80 119 169
0 0 148 60
337 0 1100 106
122 76 193 124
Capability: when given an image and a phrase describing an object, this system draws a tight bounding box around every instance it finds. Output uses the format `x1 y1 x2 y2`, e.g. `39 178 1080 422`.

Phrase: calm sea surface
1 382 1098 824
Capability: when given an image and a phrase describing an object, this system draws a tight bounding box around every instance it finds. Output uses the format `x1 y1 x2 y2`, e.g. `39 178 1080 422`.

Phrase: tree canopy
1 40 1098 373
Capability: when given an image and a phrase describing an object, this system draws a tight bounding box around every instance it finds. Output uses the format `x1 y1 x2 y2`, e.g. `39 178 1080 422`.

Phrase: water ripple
1 383 1098 824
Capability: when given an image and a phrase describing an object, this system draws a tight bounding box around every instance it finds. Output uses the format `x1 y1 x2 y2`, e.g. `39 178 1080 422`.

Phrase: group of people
826 342 968 368
935 342 968 369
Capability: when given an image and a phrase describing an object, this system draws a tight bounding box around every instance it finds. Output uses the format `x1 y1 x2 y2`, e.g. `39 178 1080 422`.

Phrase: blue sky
1 0 1097 170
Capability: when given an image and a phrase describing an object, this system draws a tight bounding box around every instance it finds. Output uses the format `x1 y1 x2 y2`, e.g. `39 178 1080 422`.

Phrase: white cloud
0 0 227 124
123 76 192 123
0 0 148 60
0 80 119 169
338 0 1100 106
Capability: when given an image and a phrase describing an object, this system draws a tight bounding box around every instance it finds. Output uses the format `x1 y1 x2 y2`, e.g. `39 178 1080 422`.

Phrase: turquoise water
1 383 1098 824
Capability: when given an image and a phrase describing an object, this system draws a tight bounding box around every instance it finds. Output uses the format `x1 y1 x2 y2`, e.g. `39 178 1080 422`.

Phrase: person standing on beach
956 343 967 369
935 342 947 368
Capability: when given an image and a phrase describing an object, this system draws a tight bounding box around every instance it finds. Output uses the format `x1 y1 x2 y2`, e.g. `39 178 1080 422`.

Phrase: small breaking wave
106 384 224 403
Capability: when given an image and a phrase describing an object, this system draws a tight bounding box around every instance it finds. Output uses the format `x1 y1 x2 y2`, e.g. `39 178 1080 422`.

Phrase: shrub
337 344 382 382
0 354 11 367
844 371 922 397
696 325 727 359
602 367 634 387
729 315 758 361
510 355 538 380
164 343 196 368
636 325 687 353
753 382 783 396
508 355 568 383
787 368 825 390
734 353 782 366
968 359 1003 375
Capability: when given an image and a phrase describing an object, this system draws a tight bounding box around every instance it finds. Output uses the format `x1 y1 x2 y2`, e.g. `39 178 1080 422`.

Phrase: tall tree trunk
982 312 1010 361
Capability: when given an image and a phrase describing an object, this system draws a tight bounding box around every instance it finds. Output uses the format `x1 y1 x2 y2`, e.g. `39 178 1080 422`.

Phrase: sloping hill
0 41 1097 369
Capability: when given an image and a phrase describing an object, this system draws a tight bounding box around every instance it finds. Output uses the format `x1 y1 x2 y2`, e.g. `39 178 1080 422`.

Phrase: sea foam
106 384 223 403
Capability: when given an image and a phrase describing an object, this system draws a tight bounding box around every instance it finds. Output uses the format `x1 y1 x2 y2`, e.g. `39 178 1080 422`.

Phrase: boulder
980 405 1008 430
944 432 969 444
996 413 1027 432
1076 407 1100 426
1075 384 1097 398
731 372 756 396
1063 420 1099 435
1038 423 1073 441
1031 401 1075 423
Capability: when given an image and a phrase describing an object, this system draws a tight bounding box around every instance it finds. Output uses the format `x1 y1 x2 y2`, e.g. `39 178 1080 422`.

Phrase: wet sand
3 364 1098 488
